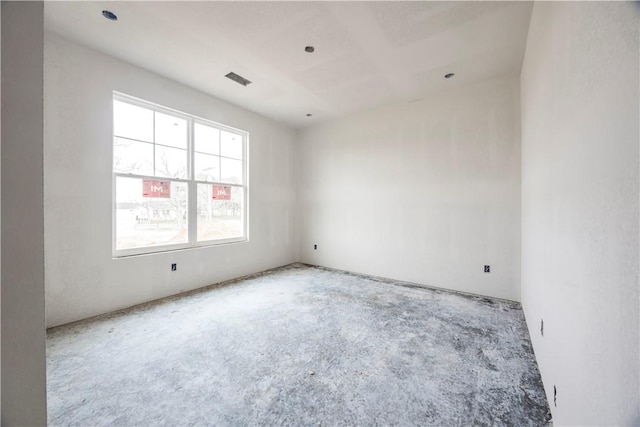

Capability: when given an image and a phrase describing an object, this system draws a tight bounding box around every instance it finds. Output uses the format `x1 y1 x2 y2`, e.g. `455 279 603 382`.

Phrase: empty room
1 1 639 426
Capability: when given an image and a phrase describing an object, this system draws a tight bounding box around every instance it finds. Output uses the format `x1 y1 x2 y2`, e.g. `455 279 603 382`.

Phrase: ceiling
44 1 533 129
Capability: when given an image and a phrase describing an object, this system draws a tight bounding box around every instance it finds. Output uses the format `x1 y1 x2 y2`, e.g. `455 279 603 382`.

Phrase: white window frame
112 92 249 257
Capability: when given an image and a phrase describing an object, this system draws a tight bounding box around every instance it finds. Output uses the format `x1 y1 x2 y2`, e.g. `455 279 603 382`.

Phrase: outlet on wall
171 263 177 271
484 265 490 273
314 244 317 250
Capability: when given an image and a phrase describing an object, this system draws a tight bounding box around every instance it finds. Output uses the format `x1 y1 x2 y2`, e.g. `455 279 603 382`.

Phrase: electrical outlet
171 263 177 271
553 385 557 407
484 265 490 273
314 244 317 250
540 319 544 337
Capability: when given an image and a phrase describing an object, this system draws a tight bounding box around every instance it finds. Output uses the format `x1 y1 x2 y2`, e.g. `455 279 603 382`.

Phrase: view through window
113 94 247 255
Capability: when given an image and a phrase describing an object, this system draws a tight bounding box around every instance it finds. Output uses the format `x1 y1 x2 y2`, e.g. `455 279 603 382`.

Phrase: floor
47 264 551 426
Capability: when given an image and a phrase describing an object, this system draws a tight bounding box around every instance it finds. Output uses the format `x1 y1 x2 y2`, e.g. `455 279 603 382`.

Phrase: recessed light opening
225 72 252 87
102 10 118 21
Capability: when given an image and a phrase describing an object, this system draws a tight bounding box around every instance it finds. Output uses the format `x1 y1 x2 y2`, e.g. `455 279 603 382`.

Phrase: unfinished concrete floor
47 264 551 426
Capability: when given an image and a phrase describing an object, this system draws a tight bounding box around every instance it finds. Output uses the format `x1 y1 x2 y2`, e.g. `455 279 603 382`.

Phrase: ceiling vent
225 72 252 87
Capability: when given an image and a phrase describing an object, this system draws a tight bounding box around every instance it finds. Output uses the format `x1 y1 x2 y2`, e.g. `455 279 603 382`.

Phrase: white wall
1 2 47 425
298 76 521 301
521 2 639 425
44 34 298 327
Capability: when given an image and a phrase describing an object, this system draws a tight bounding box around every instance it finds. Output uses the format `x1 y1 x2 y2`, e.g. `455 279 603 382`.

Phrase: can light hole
102 10 118 21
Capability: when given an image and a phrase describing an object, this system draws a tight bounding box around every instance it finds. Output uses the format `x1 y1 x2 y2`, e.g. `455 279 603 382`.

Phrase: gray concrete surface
47 264 551 426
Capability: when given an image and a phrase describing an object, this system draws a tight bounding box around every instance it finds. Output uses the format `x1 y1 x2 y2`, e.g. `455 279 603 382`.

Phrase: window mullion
152 111 156 177
188 118 197 245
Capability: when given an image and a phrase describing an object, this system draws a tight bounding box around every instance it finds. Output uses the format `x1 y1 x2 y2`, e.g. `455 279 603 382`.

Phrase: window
113 93 248 256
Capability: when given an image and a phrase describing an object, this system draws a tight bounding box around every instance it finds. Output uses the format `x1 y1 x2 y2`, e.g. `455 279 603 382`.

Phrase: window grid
113 93 248 257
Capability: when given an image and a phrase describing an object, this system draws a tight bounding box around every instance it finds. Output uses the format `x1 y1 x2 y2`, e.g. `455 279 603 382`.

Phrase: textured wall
44 34 298 327
297 76 521 301
521 2 639 424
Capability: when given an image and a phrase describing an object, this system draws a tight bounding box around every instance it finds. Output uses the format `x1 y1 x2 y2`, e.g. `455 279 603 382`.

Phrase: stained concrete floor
47 264 551 426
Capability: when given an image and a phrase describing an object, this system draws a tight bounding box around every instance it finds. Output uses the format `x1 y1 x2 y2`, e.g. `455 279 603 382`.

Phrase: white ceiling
45 1 533 129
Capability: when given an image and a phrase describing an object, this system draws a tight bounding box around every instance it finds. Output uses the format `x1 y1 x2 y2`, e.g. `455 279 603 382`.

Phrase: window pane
114 100 153 142
115 177 188 250
194 153 220 182
220 130 243 159
155 146 187 179
221 157 243 184
195 123 219 155
155 112 187 149
113 137 153 175
197 184 244 241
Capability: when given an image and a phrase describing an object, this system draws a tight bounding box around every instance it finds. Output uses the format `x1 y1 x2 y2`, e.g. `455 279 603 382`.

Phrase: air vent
225 72 252 87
